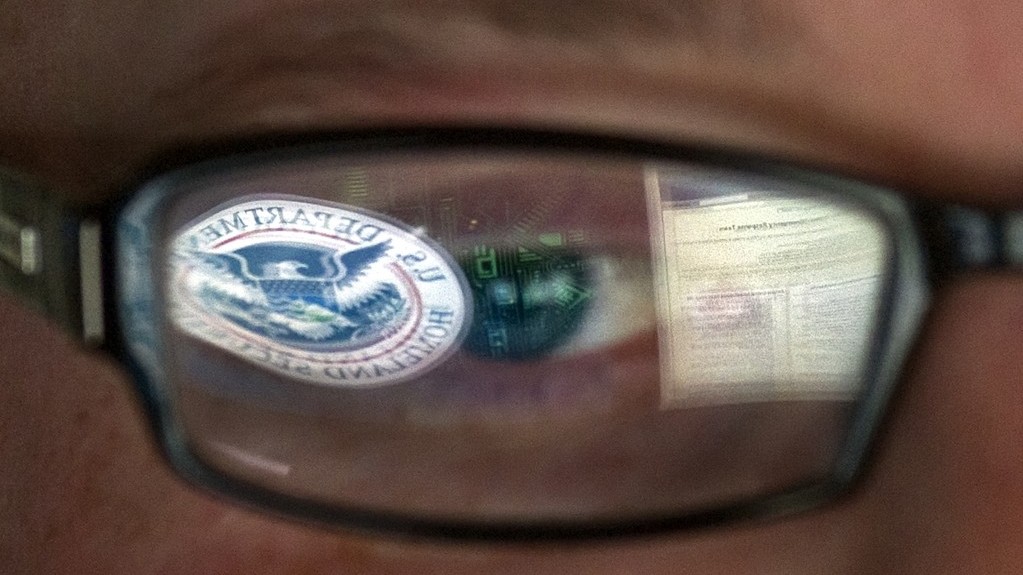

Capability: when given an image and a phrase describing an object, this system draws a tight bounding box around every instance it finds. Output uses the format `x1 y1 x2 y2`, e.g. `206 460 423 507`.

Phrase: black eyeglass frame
1 127 1020 541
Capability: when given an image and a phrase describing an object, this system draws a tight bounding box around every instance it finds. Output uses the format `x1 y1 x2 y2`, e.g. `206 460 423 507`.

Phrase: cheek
0 287 861 575
0 293 240 573
855 275 1023 573
7 275 1021 575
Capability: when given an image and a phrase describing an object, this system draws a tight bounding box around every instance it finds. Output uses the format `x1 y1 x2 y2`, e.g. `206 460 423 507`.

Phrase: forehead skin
1 0 1022 202
1 1 1023 574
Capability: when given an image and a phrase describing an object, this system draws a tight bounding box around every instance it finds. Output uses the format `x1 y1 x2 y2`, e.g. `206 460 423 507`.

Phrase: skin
1 1 1022 573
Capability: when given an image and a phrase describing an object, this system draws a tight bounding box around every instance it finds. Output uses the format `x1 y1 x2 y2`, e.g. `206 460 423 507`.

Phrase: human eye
418 164 658 364
458 247 656 361
380 159 661 425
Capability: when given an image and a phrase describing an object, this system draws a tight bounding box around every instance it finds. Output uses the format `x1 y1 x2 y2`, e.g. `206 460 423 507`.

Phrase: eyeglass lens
120 150 892 523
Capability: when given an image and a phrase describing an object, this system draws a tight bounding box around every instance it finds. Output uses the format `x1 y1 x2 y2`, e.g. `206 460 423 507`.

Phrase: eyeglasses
1 127 1020 540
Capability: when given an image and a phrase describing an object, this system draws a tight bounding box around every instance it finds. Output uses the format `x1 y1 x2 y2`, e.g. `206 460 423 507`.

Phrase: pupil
460 246 592 360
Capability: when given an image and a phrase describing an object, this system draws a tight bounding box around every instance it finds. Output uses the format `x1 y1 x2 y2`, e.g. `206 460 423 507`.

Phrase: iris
460 246 592 360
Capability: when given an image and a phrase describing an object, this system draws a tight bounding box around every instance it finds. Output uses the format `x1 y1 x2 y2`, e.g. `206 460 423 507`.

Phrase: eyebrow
150 0 805 132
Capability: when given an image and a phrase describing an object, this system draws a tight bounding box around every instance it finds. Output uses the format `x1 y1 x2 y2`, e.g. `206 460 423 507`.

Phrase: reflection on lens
461 246 592 360
166 196 472 388
646 166 890 406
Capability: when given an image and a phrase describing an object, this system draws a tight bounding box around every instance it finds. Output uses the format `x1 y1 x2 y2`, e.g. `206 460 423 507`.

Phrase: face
2 1 1022 573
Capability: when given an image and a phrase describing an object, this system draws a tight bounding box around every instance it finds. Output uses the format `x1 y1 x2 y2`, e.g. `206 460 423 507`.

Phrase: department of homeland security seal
168 195 471 387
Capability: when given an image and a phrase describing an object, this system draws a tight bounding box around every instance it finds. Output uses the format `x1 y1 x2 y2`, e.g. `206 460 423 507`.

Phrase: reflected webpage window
646 168 888 406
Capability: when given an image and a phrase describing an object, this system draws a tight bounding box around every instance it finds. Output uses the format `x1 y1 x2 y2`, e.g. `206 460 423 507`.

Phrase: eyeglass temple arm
0 169 105 346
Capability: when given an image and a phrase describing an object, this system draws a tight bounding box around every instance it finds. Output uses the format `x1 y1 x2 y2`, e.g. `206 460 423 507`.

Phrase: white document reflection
646 167 889 406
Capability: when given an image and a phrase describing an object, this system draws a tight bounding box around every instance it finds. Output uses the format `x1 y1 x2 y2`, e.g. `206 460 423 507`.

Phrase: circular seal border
167 193 473 388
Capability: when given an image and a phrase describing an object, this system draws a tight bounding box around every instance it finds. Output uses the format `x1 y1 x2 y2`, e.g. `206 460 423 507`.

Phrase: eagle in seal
189 240 407 344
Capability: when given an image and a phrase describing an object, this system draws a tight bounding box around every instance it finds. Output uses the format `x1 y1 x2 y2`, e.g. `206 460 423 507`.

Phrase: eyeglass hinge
1003 211 1023 268
0 210 41 276
78 220 105 344
0 169 105 346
